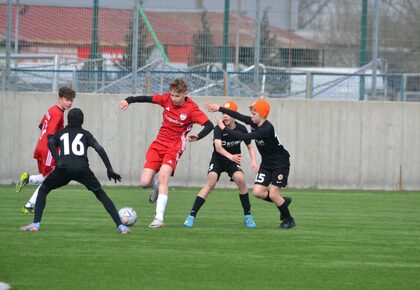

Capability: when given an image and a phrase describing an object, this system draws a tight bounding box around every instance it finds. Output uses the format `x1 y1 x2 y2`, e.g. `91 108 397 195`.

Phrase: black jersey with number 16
48 125 107 171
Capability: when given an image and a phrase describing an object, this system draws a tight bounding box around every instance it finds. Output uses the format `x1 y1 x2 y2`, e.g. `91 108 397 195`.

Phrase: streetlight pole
359 0 368 100
14 0 19 54
4 0 12 91
222 0 230 71
234 0 241 71
371 0 380 99
89 0 99 61
253 0 261 96
132 0 139 93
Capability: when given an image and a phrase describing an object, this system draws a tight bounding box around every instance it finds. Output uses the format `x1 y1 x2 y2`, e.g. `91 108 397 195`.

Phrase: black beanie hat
68 108 84 126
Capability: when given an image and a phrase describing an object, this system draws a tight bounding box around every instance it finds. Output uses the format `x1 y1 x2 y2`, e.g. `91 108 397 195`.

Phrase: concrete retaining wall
1 92 419 190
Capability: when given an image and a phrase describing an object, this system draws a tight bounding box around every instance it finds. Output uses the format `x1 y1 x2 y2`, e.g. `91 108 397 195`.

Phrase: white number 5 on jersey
254 173 266 183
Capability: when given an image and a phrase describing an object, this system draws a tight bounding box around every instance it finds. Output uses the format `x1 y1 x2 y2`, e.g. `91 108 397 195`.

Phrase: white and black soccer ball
119 207 137 226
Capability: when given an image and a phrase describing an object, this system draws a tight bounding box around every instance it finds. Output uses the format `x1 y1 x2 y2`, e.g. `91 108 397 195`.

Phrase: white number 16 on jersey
60 133 85 156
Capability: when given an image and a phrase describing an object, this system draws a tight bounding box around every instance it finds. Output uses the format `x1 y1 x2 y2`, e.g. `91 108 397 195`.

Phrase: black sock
264 192 273 203
239 192 251 215
94 188 121 227
278 201 291 220
34 185 49 223
189 196 206 217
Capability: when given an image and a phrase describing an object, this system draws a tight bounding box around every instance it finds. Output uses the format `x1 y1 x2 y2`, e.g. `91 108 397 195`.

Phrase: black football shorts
254 165 290 188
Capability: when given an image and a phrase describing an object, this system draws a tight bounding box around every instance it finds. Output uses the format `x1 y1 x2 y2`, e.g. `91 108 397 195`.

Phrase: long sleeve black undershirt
196 120 214 140
125 95 153 104
219 106 253 125
218 107 271 142
92 141 113 170
224 123 271 142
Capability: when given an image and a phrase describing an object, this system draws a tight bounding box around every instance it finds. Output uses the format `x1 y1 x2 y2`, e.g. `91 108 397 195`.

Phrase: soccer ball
119 207 137 226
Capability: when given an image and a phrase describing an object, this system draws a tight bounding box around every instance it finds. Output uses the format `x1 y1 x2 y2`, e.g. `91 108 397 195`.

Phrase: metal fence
1 0 420 101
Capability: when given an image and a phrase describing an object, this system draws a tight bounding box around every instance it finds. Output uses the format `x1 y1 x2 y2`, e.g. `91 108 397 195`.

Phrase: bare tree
122 1 151 71
189 10 216 68
298 0 420 72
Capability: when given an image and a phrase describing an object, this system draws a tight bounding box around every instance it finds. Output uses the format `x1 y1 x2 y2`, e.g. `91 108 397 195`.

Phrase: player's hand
229 154 242 165
107 169 122 183
215 116 225 130
204 102 220 112
119 99 129 111
187 134 199 142
251 161 259 172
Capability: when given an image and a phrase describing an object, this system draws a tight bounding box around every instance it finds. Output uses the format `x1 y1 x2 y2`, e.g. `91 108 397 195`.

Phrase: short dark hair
169 79 188 94
59 86 76 100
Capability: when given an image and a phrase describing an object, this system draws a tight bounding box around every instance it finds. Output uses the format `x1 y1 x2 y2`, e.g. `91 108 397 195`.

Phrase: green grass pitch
0 185 419 290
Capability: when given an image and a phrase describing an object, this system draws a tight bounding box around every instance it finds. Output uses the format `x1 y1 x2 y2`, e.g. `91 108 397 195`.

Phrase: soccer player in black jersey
205 99 296 229
184 101 258 228
19 108 130 234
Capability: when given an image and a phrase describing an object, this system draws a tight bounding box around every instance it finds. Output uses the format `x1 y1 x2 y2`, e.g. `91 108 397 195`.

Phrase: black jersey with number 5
219 107 290 169
248 120 290 168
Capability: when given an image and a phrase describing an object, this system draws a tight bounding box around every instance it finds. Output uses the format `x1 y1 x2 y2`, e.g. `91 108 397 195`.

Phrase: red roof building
0 4 317 65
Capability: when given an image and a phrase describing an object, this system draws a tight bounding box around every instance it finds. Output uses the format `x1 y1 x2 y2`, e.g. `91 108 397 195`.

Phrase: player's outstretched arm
216 116 271 142
92 140 122 183
119 95 153 111
204 102 220 112
188 120 214 142
218 106 252 125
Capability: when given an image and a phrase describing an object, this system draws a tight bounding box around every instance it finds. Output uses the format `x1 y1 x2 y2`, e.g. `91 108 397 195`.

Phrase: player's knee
236 178 246 189
92 187 105 197
252 188 266 199
140 177 151 188
140 182 149 188
233 172 245 185
206 183 216 192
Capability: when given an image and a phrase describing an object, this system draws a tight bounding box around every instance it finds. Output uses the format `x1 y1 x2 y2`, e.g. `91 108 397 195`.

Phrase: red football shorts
36 150 55 176
144 141 183 174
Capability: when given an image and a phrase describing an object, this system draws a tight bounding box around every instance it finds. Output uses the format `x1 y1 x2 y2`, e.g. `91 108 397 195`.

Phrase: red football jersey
33 105 64 161
152 93 209 151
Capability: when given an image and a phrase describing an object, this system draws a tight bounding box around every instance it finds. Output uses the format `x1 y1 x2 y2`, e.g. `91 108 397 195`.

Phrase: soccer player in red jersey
119 79 213 228
16 87 75 213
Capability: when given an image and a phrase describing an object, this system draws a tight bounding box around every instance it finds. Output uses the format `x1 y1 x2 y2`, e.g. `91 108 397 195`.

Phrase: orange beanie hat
222 100 238 112
250 99 270 118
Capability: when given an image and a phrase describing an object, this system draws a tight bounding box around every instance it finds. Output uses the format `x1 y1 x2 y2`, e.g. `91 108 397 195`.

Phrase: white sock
26 185 41 207
155 194 168 221
28 174 44 185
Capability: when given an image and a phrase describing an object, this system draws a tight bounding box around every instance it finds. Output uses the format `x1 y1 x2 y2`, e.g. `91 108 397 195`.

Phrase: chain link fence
1 0 419 101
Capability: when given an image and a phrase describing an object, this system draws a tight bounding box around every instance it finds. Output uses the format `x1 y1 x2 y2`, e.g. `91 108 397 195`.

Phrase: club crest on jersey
180 113 187 121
